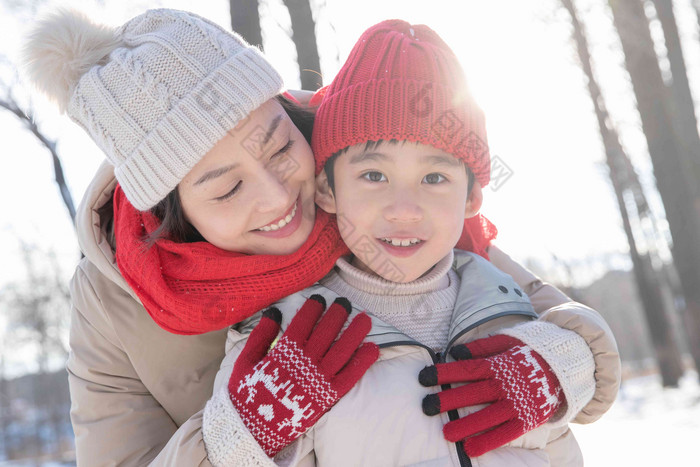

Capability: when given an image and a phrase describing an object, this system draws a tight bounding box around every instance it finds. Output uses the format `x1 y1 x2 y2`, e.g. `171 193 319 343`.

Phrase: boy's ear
315 170 337 214
464 181 483 219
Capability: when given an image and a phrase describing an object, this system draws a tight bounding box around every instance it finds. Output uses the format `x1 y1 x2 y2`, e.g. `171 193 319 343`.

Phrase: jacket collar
355 250 536 350
239 250 537 354
76 161 139 301
445 250 537 350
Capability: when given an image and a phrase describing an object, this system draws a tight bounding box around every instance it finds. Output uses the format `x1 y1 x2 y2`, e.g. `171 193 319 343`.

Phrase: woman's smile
253 194 304 238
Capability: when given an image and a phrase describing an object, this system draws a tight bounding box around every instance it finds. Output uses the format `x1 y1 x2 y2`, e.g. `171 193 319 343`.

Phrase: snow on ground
1 372 699 466
572 371 700 466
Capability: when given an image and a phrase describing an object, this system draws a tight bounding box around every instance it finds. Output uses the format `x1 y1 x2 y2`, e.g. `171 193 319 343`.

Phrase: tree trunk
562 0 684 386
282 0 322 90
651 0 700 188
650 0 700 378
230 0 263 49
610 0 700 381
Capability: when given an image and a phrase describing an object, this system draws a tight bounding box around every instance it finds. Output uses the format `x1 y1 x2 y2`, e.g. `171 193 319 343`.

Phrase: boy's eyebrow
349 151 390 164
348 151 461 167
194 163 240 186
422 154 462 167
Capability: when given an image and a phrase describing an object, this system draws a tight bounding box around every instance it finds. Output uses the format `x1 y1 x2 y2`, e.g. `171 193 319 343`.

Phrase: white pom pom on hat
22 8 284 211
22 8 121 113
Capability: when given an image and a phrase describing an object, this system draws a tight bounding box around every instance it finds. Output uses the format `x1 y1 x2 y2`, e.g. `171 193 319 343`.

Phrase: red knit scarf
457 214 498 260
113 186 349 335
113 185 497 335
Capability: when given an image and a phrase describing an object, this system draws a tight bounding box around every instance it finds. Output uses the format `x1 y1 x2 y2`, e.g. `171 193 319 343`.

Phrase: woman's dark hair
276 94 315 143
147 188 205 245
144 94 315 245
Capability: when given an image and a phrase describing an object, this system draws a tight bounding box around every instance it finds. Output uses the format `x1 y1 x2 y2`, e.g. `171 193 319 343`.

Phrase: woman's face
178 99 316 255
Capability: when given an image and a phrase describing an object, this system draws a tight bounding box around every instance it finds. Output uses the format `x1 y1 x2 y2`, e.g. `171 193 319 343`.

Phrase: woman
24 8 619 466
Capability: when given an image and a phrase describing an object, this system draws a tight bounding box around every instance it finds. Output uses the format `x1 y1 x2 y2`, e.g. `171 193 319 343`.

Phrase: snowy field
1 373 698 466
572 371 700 466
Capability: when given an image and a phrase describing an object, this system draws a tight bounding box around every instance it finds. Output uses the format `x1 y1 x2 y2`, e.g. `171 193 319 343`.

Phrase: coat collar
238 250 537 353
75 160 139 301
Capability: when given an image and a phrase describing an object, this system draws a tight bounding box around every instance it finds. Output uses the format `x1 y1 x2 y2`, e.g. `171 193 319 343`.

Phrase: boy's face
316 141 482 283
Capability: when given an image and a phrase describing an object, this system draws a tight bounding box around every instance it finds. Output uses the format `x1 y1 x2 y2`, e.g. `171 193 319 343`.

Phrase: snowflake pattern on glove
228 295 379 458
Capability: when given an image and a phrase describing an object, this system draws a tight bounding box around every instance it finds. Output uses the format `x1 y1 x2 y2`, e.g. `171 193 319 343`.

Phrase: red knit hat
312 19 491 187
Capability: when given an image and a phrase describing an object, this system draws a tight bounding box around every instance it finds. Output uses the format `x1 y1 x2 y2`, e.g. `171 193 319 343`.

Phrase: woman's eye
423 173 446 184
215 181 242 201
362 171 386 182
270 140 294 160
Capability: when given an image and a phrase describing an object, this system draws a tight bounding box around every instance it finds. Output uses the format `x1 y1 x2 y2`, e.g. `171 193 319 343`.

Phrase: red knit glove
419 334 564 457
229 294 379 458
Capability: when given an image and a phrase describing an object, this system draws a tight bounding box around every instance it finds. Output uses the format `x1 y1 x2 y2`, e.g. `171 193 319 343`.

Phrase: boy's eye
362 171 387 182
423 173 446 184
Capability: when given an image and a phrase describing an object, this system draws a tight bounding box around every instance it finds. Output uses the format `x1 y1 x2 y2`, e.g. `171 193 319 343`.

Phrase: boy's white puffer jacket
204 252 596 467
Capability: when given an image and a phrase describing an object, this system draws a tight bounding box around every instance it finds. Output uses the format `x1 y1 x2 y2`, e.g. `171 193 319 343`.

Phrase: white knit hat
23 8 284 210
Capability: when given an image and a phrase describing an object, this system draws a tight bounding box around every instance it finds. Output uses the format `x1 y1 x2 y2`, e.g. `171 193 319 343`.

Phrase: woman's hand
419 334 563 458
228 294 379 458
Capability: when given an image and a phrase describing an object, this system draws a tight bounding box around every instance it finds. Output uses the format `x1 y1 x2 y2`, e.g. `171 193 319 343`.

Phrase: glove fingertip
361 341 380 360
418 366 438 386
352 312 373 333
308 294 327 308
358 311 373 323
444 422 466 443
262 307 282 325
462 440 487 458
422 393 441 416
449 344 472 361
332 296 352 314
351 342 380 370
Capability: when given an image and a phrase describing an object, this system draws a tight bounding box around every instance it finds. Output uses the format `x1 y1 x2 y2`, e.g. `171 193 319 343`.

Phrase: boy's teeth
381 237 421 246
258 203 297 231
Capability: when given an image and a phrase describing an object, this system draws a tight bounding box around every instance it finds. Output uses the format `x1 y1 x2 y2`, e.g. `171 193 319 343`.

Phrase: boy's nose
383 192 423 223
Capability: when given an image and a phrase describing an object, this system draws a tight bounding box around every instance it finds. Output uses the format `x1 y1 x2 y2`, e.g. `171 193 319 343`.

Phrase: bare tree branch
0 94 76 225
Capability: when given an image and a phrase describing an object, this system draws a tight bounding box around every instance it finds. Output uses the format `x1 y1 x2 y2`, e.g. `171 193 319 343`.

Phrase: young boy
204 20 597 466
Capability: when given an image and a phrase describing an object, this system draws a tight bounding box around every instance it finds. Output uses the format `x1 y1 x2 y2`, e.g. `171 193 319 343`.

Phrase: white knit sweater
320 252 458 351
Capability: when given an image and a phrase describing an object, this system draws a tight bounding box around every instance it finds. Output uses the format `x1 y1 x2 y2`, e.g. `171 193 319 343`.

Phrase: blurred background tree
560 0 687 386
0 240 72 463
608 0 700 386
231 0 322 90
